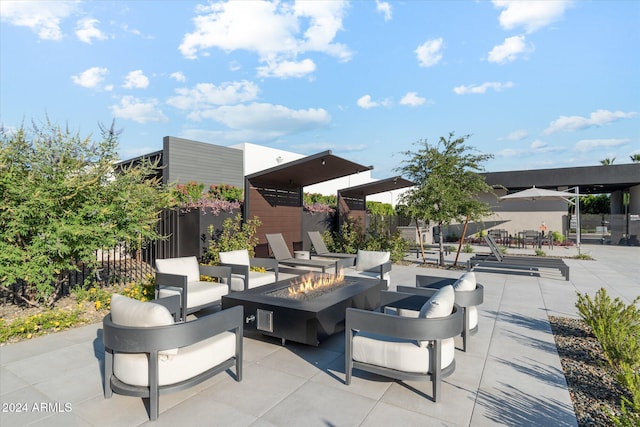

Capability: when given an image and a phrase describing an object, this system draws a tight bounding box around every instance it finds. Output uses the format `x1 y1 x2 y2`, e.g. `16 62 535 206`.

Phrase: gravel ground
549 316 629 426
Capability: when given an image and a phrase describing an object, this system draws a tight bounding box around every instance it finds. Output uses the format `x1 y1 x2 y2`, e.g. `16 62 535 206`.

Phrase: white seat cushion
352 332 454 374
155 256 200 282
228 271 276 292
158 281 228 308
452 272 476 291
114 330 236 387
219 250 251 267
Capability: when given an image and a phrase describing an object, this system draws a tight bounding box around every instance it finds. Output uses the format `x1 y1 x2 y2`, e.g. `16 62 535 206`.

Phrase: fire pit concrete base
221 275 386 346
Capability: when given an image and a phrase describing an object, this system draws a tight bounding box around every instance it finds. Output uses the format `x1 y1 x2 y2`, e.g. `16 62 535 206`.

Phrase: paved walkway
1 244 638 426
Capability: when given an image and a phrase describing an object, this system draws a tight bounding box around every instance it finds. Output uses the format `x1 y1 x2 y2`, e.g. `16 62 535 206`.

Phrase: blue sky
1 0 639 178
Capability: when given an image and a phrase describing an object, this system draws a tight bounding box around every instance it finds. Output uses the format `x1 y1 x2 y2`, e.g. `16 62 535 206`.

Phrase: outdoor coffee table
221 274 386 346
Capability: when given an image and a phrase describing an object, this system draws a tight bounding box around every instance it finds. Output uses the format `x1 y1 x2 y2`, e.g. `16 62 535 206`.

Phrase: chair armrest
346 305 462 341
199 265 232 284
155 272 189 319
363 260 392 277
103 305 244 353
250 258 279 280
151 295 182 321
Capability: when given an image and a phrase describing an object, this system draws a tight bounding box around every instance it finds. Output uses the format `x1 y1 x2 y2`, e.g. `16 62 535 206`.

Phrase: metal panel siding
163 136 243 187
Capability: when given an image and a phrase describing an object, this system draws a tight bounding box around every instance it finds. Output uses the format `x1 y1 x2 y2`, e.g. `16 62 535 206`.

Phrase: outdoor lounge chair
307 231 357 260
103 294 243 421
219 249 279 291
412 271 484 352
155 256 231 320
345 285 463 402
468 235 570 280
265 233 352 274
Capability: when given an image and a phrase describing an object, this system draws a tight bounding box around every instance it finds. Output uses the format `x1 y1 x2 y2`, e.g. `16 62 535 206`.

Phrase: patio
1 244 638 426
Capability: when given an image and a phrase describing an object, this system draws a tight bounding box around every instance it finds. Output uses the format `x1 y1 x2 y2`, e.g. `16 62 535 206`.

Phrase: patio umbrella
499 185 582 251
499 186 576 202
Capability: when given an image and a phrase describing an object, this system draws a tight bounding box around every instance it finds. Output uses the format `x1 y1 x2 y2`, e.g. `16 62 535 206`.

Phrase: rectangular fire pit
221 274 386 346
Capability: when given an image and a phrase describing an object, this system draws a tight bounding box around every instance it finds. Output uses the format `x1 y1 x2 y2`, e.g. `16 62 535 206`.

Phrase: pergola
244 151 372 256
337 176 414 228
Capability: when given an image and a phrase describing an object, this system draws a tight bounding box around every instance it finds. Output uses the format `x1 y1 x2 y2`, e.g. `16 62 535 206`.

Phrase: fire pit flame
288 269 345 297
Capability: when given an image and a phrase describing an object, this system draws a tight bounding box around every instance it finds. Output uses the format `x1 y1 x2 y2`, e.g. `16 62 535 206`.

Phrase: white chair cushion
228 271 276 292
155 256 200 283
158 281 228 309
355 250 390 271
114 330 236 387
219 249 251 267
452 271 476 291
419 285 455 319
109 294 177 357
352 332 454 374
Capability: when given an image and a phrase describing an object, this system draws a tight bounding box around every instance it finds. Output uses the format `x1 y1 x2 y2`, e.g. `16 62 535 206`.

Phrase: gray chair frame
307 231 357 260
103 301 243 421
410 276 484 352
265 233 350 273
219 256 279 291
155 264 232 321
345 291 462 402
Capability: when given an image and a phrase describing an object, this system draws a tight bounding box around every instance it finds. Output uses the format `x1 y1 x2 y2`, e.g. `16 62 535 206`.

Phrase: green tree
395 133 494 266
630 154 640 163
600 157 616 165
581 194 611 215
366 201 394 216
0 121 171 307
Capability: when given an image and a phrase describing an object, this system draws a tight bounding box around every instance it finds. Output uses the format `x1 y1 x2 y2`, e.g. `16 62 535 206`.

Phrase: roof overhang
338 176 414 199
246 151 373 188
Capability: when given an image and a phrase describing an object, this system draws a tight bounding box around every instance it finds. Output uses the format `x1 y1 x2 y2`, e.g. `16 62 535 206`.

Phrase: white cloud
496 148 519 158
110 96 167 124
357 94 391 109
167 81 259 117
257 58 316 78
0 0 76 40
575 138 631 152
75 17 107 44
197 102 331 133
123 70 149 89
492 0 573 34
503 129 528 141
376 0 392 21
530 140 546 150
178 0 350 78
488 35 532 64
170 72 186 82
544 110 638 134
400 92 426 107
71 67 108 89
453 81 514 95
415 38 443 68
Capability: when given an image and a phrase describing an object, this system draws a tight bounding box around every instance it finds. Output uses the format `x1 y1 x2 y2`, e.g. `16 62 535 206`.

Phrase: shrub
576 289 640 369
462 243 474 253
535 249 546 256
576 288 640 425
0 308 82 342
551 230 564 243
204 214 261 264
